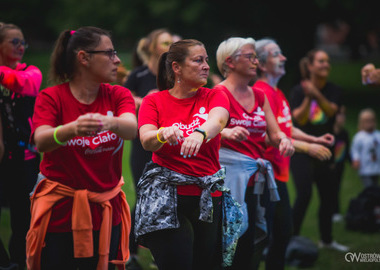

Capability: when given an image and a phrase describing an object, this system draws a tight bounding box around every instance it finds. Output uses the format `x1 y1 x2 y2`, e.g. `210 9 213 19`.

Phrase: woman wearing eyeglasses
26 26 137 270
214 37 294 270
123 28 173 270
0 22 42 270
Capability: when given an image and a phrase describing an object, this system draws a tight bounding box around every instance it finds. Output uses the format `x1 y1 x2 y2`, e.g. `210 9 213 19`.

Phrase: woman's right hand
279 137 295 157
361 63 376 84
75 113 104 136
221 127 250 141
300 80 318 98
158 126 184 145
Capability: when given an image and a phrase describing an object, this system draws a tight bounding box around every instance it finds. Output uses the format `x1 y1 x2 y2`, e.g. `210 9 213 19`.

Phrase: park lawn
1 142 379 270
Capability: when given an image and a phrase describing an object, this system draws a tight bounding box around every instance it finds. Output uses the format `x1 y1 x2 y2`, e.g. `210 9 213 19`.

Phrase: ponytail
48 30 72 85
136 37 149 65
48 26 110 85
157 52 171 90
299 56 310 79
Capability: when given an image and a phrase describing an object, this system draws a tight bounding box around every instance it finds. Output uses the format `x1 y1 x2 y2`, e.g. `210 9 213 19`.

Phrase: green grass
1 53 380 269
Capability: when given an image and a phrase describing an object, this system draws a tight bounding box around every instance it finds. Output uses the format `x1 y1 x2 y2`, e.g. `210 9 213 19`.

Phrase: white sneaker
332 213 343 223
318 240 349 252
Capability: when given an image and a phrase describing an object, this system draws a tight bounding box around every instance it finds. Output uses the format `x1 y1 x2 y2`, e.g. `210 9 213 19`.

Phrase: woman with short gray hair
215 37 294 269
254 38 334 270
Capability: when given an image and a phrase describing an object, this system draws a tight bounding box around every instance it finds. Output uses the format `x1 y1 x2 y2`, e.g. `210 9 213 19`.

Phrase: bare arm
140 106 229 157
292 95 312 126
292 126 334 147
303 80 338 117
292 80 338 125
312 89 339 117
0 65 42 97
263 96 294 157
34 112 137 153
292 140 332 161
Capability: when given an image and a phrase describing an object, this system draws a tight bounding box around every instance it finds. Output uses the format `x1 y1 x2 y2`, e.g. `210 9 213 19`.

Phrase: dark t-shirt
334 128 350 165
124 65 157 97
289 82 342 136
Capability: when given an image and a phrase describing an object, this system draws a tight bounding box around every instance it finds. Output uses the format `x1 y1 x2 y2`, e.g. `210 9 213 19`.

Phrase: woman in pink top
215 37 294 270
0 22 42 270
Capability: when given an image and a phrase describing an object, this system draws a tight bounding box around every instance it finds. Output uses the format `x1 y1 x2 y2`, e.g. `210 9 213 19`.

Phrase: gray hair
255 38 277 64
216 37 255 78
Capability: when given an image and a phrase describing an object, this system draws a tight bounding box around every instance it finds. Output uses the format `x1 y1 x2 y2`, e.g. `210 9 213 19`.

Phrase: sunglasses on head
9 38 28 49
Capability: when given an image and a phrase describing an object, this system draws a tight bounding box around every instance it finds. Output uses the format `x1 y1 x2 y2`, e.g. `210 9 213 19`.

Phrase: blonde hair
136 28 171 65
0 22 21 43
216 37 255 78
358 108 376 131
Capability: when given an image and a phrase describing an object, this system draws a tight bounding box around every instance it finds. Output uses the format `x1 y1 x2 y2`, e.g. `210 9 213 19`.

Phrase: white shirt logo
172 107 208 136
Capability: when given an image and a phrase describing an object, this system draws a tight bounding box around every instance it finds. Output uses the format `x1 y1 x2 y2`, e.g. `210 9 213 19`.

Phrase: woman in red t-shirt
137 39 230 270
215 37 294 270
254 38 335 269
27 26 137 270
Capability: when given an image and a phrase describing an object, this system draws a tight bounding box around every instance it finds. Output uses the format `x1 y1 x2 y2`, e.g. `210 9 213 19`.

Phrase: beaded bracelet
53 125 66 145
156 127 167 144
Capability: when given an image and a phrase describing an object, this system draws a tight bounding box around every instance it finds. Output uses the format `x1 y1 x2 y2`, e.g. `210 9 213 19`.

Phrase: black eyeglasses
9 38 28 49
86 50 118 60
235 53 258 62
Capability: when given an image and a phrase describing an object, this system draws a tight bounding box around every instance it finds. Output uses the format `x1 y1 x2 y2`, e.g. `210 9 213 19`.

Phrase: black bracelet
193 128 207 140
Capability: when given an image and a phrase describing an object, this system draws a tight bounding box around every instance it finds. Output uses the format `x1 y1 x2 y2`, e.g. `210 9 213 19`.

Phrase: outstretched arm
0 65 42 97
34 112 137 153
264 96 294 157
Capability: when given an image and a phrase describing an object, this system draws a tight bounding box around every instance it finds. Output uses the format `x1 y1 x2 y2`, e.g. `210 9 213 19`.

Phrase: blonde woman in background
123 28 173 270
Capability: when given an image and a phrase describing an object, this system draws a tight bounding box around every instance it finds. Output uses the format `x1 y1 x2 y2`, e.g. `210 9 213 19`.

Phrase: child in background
351 108 380 187
331 106 350 222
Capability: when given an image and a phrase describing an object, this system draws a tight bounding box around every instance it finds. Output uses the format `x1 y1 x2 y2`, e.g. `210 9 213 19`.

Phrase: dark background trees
1 0 379 89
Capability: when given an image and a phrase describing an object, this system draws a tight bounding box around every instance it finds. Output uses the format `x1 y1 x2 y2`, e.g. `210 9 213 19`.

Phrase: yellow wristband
157 127 167 144
53 125 66 145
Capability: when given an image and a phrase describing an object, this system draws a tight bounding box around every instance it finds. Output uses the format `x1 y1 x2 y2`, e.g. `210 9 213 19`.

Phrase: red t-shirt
138 87 230 196
254 80 292 182
215 85 267 186
32 82 135 232
216 85 267 159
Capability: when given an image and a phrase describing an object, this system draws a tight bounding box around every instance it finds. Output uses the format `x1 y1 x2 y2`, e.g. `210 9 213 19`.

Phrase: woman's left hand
180 131 204 158
279 137 295 157
91 113 114 132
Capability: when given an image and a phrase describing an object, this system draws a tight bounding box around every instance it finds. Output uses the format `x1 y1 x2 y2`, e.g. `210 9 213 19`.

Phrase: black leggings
141 195 222 270
0 154 40 269
41 225 121 270
226 186 270 270
290 153 335 243
265 180 293 270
